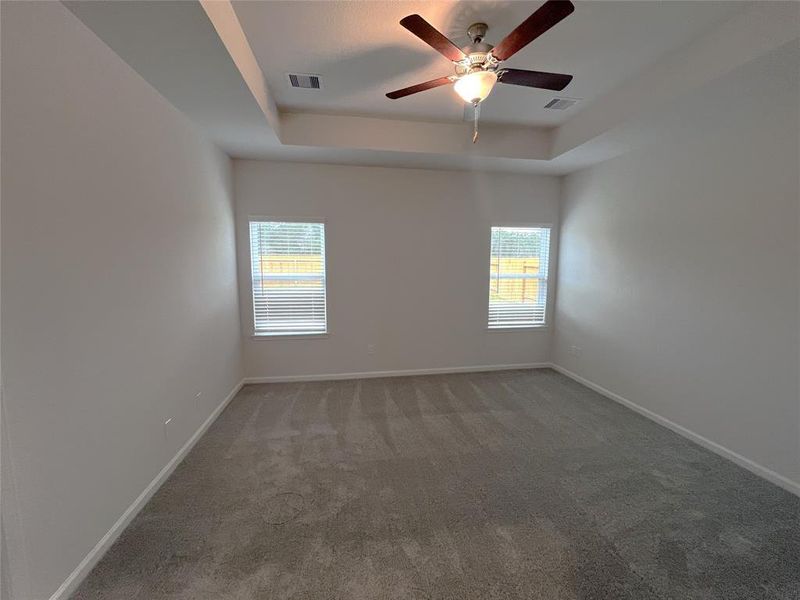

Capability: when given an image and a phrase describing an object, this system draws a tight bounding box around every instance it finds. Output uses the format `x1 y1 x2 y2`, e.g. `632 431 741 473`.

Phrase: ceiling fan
386 0 575 142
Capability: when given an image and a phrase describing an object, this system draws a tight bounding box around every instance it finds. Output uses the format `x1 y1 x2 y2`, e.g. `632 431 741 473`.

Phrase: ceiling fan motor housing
456 23 499 76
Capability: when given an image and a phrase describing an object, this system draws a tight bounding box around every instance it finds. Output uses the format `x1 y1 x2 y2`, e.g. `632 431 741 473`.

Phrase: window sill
251 332 329 340
487 325 548 332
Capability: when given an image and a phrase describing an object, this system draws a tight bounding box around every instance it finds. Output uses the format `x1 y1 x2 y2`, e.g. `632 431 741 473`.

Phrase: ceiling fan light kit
386 0 575 143
453 70 498 104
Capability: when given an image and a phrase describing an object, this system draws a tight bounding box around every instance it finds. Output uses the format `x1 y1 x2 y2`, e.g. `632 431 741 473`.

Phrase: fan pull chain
472 100 480 143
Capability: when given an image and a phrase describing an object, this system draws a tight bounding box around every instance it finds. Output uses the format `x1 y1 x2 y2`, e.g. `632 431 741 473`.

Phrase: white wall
235 161 560 379
1 3 243 598
553 47 800 490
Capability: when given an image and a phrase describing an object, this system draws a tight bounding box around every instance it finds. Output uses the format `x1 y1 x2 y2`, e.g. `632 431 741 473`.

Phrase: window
488 226 550 328
249 221 327 335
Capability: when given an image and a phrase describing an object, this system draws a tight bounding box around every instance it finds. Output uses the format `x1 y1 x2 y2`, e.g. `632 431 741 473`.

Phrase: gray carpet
72 369 800 599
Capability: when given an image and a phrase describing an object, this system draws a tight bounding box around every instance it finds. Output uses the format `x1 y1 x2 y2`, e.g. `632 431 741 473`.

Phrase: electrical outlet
163 418 172 441
569 345 582 357
367 344 376 355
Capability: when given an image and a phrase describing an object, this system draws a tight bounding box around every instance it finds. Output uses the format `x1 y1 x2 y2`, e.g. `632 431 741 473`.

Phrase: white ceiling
64 0 797 174
232 0 744 126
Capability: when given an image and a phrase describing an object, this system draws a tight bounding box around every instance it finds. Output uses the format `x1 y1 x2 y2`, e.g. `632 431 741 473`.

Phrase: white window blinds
249 221 327 335
488 226 550 328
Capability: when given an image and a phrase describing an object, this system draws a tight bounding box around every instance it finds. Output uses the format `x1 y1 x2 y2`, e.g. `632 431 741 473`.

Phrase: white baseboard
548 363 800 498
49 378 245 600
243 363 551 384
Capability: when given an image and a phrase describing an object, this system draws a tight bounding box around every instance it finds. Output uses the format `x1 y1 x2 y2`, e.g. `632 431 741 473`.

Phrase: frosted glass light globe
454 70 498 103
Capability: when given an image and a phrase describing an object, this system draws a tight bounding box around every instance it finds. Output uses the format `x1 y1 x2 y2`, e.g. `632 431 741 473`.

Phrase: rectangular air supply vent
544 97 579 110
287 73 322 90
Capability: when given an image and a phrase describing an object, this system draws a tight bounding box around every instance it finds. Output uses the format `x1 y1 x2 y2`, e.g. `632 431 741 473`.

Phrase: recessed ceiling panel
232 0 744 126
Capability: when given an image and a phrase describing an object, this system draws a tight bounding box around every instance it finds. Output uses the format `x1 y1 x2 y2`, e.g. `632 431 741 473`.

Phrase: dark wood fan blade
386 76 453 99
491 0 575 61
498 68 573 91
400 14 466 62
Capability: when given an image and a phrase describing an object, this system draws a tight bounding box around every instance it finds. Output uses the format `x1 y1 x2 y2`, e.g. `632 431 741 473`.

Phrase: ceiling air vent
287 73 322 90
544 97 579 110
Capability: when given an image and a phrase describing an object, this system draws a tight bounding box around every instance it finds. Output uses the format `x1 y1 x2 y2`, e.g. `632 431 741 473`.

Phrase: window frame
247 217 329 339
486 223 552 331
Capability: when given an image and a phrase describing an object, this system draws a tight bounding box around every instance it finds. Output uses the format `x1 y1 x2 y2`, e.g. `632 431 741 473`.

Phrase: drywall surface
553 48 800 487
235 161 560 379
1 3 243 598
